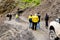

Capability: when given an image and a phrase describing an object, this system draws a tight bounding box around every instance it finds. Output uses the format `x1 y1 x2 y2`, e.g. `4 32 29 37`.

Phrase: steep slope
0 0 16 14
22 0 60 21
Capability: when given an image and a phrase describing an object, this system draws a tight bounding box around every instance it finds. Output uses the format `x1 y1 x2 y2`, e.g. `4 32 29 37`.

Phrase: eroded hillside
0 0 60 40
0 0 16 14
22 0 60 21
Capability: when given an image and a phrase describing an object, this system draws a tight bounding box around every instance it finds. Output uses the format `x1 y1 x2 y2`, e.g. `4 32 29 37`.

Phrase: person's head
46 13 48 15
30 14 32 16
37 13 40 14
17 8 19 10
46 13 49 17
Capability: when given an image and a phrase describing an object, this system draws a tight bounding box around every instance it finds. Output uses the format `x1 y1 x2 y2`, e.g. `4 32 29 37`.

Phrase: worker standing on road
17 8 23 16
37 13 41 29
17 8 20 16
6 13 12 21
32 14 39 30
9 14 12 21
15 14 19 22
45 13 49 28
28 15 32 28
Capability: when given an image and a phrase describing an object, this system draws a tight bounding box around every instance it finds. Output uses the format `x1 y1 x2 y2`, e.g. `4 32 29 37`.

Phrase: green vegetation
0 0 41 14
17 0 41 9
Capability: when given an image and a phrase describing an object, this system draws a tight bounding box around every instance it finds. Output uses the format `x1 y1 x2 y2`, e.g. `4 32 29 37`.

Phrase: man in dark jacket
37 13 41 29
17 8 23 16
45 13 49 28
37 13 41 22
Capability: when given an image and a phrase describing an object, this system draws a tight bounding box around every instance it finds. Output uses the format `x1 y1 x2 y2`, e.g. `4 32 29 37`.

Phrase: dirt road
1 16 49 40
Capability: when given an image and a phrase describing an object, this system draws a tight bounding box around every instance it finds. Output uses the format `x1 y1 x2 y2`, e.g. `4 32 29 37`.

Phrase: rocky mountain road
0 16 49 40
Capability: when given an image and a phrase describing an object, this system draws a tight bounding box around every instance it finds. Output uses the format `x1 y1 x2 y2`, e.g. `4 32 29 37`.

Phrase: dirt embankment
22 0 60 21
0 0 17 14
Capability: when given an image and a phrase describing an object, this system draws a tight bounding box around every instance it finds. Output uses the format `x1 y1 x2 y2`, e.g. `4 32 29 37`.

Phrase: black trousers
32 22 37 30
45 21 48 27
55 37 60 40
9 15 12 21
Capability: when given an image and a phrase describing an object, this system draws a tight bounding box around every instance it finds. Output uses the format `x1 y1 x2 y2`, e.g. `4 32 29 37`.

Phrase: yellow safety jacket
16 14 19 18
32 15 39 23
28 16 32 19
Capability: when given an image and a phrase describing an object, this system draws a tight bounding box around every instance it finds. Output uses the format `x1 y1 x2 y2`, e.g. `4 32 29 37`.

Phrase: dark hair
17 8 19 10
30 15 32 16
37 13 40 14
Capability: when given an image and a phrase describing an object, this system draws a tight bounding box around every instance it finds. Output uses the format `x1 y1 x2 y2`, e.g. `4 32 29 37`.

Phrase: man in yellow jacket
28 15 32 28
15 14 19 22
32 14 39 30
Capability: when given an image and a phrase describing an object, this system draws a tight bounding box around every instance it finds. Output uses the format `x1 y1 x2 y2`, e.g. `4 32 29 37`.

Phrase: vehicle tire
49 30 56 40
